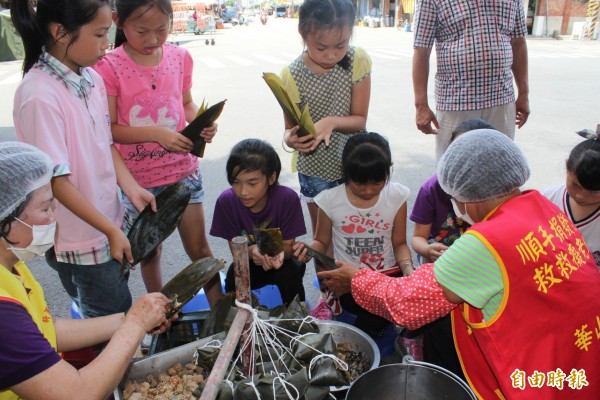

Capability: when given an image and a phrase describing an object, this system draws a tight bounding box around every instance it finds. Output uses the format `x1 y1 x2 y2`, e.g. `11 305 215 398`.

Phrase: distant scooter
260 13 268 25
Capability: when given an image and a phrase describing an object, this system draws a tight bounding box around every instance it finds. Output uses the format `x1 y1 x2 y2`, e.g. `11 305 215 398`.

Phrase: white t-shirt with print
542 185 600 269
315 182 410 272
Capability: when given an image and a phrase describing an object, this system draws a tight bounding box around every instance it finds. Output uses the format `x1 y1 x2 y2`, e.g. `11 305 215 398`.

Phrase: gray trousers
435 102 516 161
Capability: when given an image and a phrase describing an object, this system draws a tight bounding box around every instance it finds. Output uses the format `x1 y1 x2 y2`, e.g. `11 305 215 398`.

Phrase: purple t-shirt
0 302 61 390
210 184 307 241
410 175 466 246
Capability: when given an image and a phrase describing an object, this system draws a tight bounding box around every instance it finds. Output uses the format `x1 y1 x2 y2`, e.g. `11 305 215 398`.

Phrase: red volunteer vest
451 191 600 399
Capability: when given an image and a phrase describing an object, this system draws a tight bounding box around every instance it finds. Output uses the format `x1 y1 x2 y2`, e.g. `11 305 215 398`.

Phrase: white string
227 300 348 399
244 381 262 398
193 339 223 364
272 376 300 400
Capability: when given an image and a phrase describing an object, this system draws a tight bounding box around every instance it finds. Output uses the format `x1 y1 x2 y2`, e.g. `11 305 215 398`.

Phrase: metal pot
346 359 476 400
114 320 380 399
317 320 381 392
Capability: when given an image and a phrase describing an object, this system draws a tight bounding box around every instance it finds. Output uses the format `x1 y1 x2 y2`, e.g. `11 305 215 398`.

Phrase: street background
0 18 599 318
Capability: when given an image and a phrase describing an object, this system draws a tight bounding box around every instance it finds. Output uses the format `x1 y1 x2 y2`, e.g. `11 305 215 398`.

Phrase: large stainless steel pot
346 359 476 400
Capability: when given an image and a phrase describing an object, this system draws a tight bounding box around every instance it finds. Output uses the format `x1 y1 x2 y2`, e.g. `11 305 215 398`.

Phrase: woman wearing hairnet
318 130 600 398
0 142 173 399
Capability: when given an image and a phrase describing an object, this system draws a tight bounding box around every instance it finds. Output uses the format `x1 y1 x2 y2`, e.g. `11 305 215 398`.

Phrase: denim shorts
122 165 205 234
298 173 343 202
46 247 132 318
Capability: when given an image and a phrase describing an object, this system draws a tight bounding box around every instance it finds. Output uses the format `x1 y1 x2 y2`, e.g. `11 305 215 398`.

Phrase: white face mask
8 218 56 262
451 199 475 226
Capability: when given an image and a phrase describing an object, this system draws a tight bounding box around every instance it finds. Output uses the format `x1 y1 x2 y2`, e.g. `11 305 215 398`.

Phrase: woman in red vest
318 129 600 399
0 142 173 400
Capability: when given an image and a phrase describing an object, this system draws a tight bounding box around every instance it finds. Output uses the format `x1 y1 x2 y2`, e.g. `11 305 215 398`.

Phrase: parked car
275 6 286 17
222 6 237 23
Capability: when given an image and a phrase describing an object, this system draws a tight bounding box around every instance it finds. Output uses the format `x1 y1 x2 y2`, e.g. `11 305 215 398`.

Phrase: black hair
226 139 281 185
11 0 109 75
566 139 600 191
342 132 392 184
298 0 356 70
450 119 496 143
0 195 31 245
113 0 173 48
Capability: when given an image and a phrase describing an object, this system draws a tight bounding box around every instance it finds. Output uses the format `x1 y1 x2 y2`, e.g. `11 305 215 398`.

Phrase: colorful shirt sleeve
410 177 437 225
15 97 71 177
352 47 372 83
0 302 61 389
182 49 193 92
209 190 239 241
434 233 504 319
93 55 120 97
413 0 437 48
277 189 307 240
351 263 457 330
512 0 528 37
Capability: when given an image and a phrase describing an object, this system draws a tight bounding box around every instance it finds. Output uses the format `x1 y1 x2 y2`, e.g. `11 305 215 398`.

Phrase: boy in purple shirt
210 139 306 305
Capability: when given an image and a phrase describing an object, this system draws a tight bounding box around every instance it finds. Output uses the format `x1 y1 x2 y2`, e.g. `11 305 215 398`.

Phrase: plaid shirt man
414 0 527 111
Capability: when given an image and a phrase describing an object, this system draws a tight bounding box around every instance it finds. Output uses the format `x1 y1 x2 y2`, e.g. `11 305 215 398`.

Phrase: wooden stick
231 236 254 376
199 309 249 400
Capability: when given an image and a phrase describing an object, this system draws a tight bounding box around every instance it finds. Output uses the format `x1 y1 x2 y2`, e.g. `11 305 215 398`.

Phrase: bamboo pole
200 236 253 399
231 236 254 376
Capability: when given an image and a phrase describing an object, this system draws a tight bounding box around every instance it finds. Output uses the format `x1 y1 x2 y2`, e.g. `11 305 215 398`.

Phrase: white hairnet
0 142 53 220
437 129 530 202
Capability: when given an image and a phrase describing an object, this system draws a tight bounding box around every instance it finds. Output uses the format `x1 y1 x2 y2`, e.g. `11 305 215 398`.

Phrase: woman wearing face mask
0 142 174 400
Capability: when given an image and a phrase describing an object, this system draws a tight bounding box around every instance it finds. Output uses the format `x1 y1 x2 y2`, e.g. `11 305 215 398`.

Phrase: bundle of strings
217 300 349 399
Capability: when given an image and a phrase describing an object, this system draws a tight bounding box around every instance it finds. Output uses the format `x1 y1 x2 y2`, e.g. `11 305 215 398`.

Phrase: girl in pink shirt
12 0 155 318
94 0 221 303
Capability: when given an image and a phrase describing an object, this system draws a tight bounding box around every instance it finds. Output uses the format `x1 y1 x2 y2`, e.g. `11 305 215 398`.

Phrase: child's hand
427 242 448 262
107 226 133 264
200 123 218 143
311 118 335 151
250 244 265 266
400 263 415 276
261 251 284 271
126 186 156 213
292 242 311 263
284 126 314 153
156 127 193 153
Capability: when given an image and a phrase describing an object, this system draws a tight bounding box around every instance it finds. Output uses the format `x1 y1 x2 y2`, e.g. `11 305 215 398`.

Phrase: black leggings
224 258 306 306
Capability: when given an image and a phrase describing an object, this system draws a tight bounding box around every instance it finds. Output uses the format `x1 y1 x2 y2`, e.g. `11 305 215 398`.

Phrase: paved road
1 18 599 318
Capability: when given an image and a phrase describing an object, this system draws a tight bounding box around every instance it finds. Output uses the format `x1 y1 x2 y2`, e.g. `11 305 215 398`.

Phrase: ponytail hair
342 132 392 185
566 138 600 191
11 0 109 75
